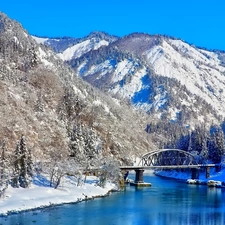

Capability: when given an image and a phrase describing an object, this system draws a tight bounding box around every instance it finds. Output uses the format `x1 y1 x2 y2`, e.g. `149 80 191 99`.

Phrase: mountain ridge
0 12 155 164
1 11 225 165
42 31 225 130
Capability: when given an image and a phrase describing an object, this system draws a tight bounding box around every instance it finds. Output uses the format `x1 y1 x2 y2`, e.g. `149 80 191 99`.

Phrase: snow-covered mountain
33 32 118 61
3 10 225 163
0 13 154 162
46 32 225 128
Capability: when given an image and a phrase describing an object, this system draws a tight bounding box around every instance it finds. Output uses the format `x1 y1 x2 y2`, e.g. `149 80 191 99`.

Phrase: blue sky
1 0 225 50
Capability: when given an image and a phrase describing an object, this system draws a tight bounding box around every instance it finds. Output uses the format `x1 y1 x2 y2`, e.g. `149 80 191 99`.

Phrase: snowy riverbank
0 175 116 216
2 167 225 216
155 166 225 183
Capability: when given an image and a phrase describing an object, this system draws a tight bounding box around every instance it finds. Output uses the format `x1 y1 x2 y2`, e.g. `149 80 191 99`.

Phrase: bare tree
98 159 121 188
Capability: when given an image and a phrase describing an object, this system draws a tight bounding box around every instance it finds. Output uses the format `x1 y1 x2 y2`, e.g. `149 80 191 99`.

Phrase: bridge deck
120 164 217 170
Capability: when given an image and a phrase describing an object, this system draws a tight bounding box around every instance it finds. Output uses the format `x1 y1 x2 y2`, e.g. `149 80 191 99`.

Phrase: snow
170 39 213 64
152 89 167 110
86 60 114 78
1 167 225 216
111 67 147 100
58 38 109 61
93 40 109 50
37 47 53 67
23 31 28 38
112 59 134 83
93 99 102 106
58 40 91 61
32 36 49 44
13 36 19 45
77 60 88 75
93 99 110 113
0 175 115 216
155 166 225 183
38 47 46 58
169 108 180 121
80 59 154 112
55 33 225 121
72 85 87 99
144 39 225 116
75 36 225 117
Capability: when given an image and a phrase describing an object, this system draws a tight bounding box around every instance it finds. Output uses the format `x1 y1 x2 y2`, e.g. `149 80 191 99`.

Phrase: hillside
2 11 225 166
43 32 225 131
0 12 155 164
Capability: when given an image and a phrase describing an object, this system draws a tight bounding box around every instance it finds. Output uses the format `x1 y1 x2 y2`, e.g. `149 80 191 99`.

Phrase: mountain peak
111 32 163 55
0 11 13 32
0 12 24 33
53 29 225 130
86 31 119 42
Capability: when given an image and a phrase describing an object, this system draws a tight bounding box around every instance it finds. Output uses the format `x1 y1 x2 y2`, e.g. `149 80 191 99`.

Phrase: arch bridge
138 149 198 167
120 149 218 186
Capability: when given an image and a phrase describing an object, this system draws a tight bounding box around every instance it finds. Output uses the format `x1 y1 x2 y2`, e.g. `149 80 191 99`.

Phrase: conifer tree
27 148 33 178
19 135 31 188
0 140 9 197
84 127 97 160
11 142 21 188
69 123 85 157
200 126 209 162
208 126 225 163
11 135 33 188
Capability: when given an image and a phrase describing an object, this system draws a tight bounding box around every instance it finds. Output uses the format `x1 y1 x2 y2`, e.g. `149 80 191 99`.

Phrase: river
1 171 225 225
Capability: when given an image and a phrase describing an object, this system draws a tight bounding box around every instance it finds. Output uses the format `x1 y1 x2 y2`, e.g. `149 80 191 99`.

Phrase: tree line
0 135 33 197
146 122 225 164
0 133 122 198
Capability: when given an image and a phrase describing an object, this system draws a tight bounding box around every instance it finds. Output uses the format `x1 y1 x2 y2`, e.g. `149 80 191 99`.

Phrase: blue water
1 172 225 225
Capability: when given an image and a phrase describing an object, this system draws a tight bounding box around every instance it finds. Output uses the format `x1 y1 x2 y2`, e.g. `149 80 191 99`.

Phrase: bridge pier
135 169 144 183
191 168 199 179
206 167 210 178
130 169 151 187
205 165 221 178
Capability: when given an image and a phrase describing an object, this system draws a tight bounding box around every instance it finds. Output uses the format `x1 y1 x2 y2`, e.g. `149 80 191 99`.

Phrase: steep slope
58 33 225 128
0 13 154 163
112 33 225 118
33 32 118 61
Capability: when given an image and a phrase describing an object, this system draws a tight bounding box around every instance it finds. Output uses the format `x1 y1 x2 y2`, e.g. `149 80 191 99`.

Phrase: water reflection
1 173 225 225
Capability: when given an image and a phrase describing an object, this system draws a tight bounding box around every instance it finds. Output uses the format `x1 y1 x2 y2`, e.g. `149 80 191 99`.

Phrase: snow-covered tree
98 159 121 188
200 127 209 162
11 142 21 188
27 148 33 178
43 157 79 189
69 123 85 157
188 129 203 154
47 161 66 189
11 135 33 188
208 127 225 163
84 127 97 160
0 140 10 197
19 135 31 188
